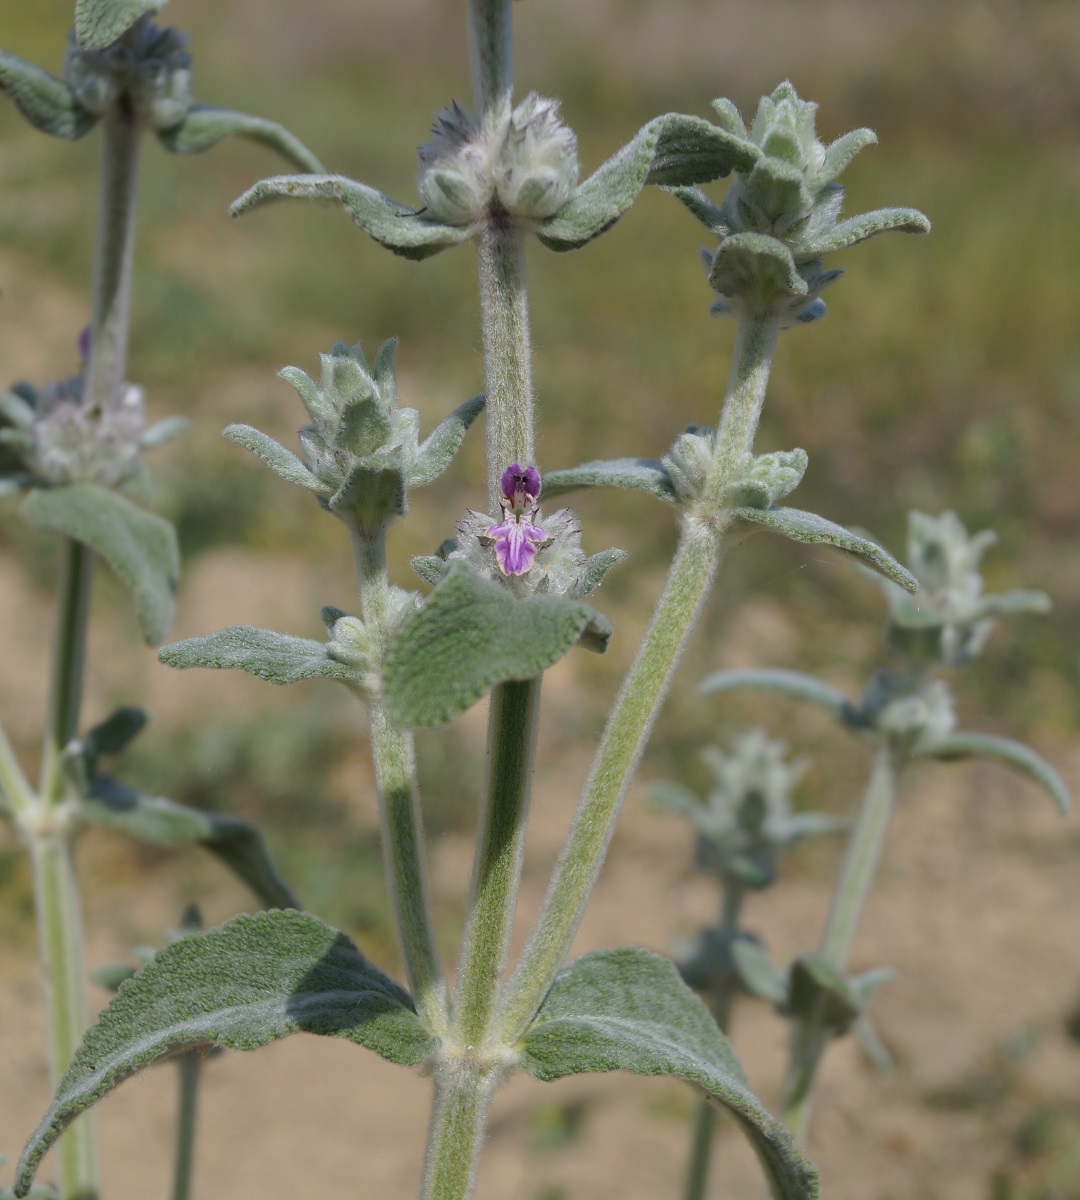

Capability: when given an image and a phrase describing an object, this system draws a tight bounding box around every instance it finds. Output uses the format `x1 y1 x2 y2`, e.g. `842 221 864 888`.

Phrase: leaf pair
14 918 817 1200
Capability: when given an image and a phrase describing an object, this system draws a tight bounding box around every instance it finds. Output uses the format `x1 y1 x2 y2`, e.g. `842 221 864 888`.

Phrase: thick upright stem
419 1061 501 1200
476 226 534 510
496 516 725 1040
452 678 541 1049
467 0 512 116
30 832 98 1199
350 524 447 1036
782 744 901 1142
84 106 141 412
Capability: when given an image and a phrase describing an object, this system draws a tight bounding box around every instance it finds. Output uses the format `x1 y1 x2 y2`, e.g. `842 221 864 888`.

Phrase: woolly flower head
416 94 578 226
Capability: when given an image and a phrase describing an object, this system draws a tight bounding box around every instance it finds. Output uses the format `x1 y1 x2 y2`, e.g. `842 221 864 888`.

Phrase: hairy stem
467 0 512 117
782 743 901 1141
350 524 447 1036
477 225 534 511
171 1055 202 1200
419 1061 501 1200
496 515 725 1039
497 312 777 1041
452 678 541 1049
30 832 98 1199
683 882 745 1200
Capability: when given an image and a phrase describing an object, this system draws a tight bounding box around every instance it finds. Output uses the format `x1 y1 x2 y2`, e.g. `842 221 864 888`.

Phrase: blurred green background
1 2 1079 1197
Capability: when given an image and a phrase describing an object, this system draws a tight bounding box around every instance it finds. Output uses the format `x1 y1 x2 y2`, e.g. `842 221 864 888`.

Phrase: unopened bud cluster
417 93 579 227
63 19 192 129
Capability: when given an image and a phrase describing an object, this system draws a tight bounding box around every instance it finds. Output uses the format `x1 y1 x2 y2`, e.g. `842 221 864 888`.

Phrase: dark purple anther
500 462 541 512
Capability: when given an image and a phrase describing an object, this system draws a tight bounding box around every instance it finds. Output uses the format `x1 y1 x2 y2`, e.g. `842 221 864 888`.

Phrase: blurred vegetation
0 0 1077 940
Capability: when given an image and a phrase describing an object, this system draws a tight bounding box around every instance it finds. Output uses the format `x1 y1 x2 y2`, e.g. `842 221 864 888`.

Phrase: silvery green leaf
730 937 787 1004
0 389 38 429
853 1016 894 1073
699 668 861 727
0 50 97 139
541 458 676 503
812 127 876 190
849 967 896 1007
780 812 852 841
159 625 367 690
572 548 627 599
384 562 611 728
410 555 450 587
977 589 1052 619
408 395 486 488
914 732 1070 815
519 948 818 1200
794 207 930 257
224 424 330 494
336 394 391 457
278 365 330 425
75 0 167 50
744 157 812 226
230 175 472 261
156 104 324 172
90 962 138 992
711 97 748 138
81 778 299 910
787 954 861 1030
709 233 807 307
139 415 189 449
668 185 727 233
733 505 918 592
537 113 758 252
15 911 435 1196
329 451 407 526
20 483 179 644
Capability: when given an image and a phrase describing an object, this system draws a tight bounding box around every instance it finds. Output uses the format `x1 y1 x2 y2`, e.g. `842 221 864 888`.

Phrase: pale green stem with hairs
350 522 448 1037
782 743 902 1143
497 315 780 1043
26 102 144 1200
170 1054 202 1200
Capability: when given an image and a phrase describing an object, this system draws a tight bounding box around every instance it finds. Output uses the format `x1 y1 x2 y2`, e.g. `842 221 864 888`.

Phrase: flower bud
492 93 578 220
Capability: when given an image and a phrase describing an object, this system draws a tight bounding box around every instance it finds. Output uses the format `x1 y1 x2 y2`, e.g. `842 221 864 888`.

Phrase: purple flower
486 462 546 575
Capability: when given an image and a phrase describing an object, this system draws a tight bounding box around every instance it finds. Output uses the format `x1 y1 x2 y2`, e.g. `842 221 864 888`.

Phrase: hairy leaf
384 562 611 728
329 451 407 525
519 949 818 1200
75 0 167 50
409 395 486 487
541 458 676 502
915 732 1070 814
224 424 329 494
20 483 179 644
733 505 918 592
157 104 324 172
15 911 436 1195
796 207 931 257
159 625 367 690
699 668 860 726
539 113 757 252
0 51 96 140
82 778 299 909
230 174 472 260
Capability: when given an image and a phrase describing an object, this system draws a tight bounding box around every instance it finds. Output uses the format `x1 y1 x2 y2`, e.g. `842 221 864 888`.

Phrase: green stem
819 744 900 969
683 882 744 1200
452 678 541 1049
84 106 141 413
467 0 512 116
38 539 95 810
171 1054 202 1200
706 317 780 507
419 1061 501 1200
496 515 725 1041
781 743 901 1142
0 718 34 816
495 310 779 1043
30 831 98 1200
350 524 447 1036
476 225 534 511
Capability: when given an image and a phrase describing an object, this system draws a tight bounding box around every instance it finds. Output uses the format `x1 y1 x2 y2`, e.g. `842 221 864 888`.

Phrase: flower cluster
416 93 579 227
